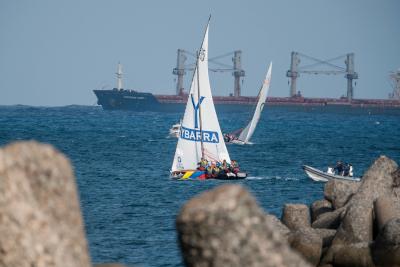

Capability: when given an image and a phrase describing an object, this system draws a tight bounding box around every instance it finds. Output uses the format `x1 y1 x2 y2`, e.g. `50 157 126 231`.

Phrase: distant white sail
237 62 272 143
171 21 230 172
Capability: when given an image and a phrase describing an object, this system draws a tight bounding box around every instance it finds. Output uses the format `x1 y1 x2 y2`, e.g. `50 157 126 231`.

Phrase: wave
246 176 300 181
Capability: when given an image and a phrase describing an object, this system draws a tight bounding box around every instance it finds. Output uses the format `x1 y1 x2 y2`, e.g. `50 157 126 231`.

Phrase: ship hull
94 89 400 112
93 89 254 112
94 89 163 111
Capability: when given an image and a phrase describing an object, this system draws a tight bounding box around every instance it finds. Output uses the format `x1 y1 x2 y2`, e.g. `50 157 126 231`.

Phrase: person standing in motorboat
343 163 350 176
327 166 335 174
349 164 354 177
334 161 344 175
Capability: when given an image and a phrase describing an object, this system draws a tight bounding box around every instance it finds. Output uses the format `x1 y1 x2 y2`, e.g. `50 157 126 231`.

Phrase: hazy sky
1 0 399 106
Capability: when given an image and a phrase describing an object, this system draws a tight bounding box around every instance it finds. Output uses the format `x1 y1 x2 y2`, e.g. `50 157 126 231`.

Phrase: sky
0 0 399 106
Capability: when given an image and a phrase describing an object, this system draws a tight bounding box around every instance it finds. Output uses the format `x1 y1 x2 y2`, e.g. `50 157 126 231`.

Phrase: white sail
237 62 272 143
171 21 231 172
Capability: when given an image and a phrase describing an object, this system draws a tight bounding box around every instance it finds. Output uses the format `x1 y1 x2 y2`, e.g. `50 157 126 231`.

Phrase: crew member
334 161 344 176
349 164 354 177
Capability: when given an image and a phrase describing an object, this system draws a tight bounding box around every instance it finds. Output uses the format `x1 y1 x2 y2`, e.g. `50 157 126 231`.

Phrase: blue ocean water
0 105 399 266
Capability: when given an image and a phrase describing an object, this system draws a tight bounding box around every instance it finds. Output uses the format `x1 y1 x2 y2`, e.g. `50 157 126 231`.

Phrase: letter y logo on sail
191 94 205 129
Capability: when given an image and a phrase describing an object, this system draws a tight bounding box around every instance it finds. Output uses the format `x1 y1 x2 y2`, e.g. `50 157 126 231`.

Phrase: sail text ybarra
180 126 219 143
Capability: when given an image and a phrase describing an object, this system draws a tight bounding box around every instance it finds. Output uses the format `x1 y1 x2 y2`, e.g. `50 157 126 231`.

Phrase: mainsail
237 62 272 143
171 20 230 172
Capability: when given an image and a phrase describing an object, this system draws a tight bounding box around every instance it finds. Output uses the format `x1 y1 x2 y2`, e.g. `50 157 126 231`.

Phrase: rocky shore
177 155 400 267
0 141 399 267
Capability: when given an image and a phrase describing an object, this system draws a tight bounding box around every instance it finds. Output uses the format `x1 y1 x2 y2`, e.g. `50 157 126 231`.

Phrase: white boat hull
229 139 246 145
169 123 181 138
169 129 179 138
303 165 361 182
226 139 253 145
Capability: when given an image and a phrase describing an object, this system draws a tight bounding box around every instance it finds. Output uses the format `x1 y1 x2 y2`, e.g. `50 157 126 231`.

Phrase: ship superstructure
389 69 400 100
93 51 400 112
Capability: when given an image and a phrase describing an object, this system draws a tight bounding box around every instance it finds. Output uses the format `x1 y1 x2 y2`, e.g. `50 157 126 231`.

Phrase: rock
393 168 400 187
311 207 345 229
374 196 400 232
289 227 322 266
392 168 400 198
313 229 336 248
265 213 291 238
321 156 398 267
0 141 91 267
281 204 311 230
176 184 311 267
372 218 400 266
310 199 333 222
323 179 360 209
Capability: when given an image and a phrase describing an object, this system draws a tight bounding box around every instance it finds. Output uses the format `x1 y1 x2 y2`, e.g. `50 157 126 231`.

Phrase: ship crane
286 52 358 101
388 69 400 100
116 62 123 90
173 49 245 96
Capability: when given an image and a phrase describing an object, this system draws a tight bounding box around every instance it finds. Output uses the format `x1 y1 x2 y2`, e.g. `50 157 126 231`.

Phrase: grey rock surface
281 204 311 231
289 227 322 266
311 207 345 229
313 229 336 248
310 199 333 222
374 196 400 232
0 141 91 267
393 168 400 197
393 168 400 187
323 179 360 209
321 156 398 267
176 184 311 267
266 213 291 238
372 218 400 266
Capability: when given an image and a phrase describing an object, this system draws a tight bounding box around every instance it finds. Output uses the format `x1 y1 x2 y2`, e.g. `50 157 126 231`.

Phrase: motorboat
302 165 361 182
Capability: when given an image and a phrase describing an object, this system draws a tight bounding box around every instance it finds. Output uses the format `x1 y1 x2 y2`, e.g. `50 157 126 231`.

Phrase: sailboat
225 62 272 145
170 18 246 180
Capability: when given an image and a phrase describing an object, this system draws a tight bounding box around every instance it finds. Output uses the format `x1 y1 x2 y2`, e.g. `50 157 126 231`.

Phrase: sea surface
1 105 399 266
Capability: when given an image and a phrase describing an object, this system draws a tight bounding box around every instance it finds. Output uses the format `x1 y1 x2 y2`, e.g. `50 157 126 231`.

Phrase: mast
197 50 204 159
116 62 123 90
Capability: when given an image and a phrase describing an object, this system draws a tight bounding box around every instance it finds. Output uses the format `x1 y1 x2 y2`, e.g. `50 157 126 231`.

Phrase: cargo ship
93 63 400 112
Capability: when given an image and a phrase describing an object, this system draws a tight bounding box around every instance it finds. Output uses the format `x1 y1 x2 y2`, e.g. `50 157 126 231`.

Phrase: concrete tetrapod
0 141 91 267
321 156 398 267
176 184 311 267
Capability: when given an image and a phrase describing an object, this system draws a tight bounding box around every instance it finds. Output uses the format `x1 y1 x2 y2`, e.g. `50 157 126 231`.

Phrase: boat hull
302 165 361 182
171 170 246 180
229 139 246 145
94 90 400 113
227 139 253 145
94 89 253 113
